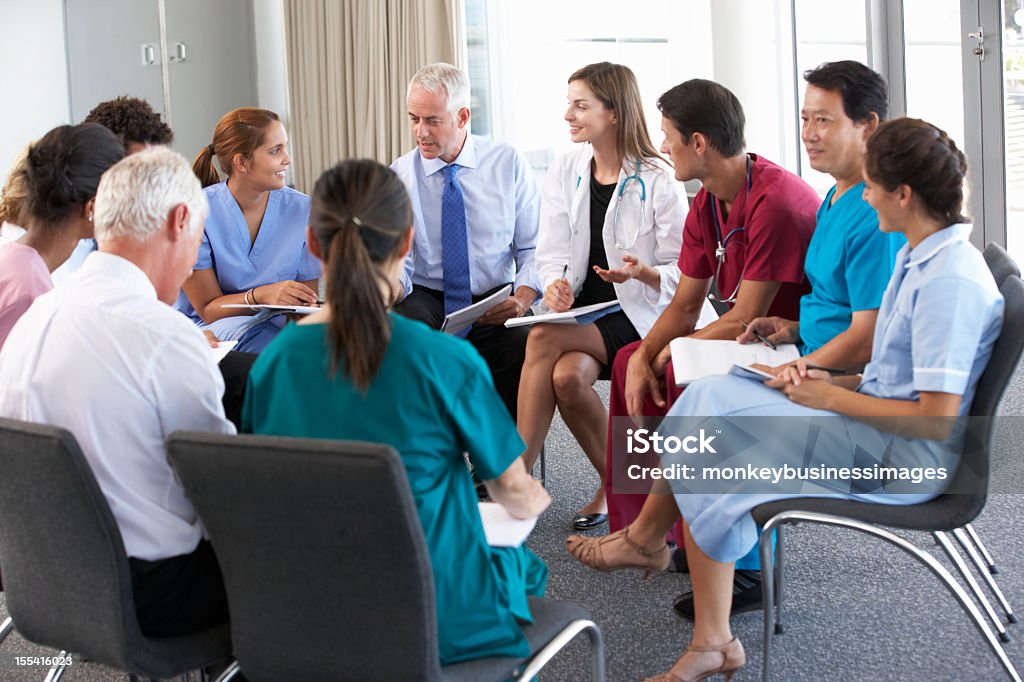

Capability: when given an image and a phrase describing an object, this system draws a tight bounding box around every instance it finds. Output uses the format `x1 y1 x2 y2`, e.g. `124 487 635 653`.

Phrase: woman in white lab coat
518 62 687 530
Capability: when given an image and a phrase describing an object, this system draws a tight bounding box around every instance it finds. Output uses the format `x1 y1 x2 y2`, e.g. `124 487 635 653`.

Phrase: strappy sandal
566 526 670 579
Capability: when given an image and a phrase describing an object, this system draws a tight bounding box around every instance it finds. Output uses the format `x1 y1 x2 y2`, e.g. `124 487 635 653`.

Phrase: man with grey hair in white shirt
0 146 234 637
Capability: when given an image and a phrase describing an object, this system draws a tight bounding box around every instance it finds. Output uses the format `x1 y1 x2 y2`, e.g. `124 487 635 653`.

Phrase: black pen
740 320 776 350
560 263 568 280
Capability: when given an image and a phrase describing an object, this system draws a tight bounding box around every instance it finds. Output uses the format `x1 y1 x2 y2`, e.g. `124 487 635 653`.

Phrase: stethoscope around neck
577 159 647 250
708 154 752 305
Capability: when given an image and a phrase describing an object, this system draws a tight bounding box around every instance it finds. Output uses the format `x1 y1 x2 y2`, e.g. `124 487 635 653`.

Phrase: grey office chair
0 418 232 682
167 432 604 682
938 242 1024 629
752 275 1024 682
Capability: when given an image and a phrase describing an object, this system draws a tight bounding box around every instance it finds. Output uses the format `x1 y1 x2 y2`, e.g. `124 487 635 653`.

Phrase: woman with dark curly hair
84 95 173 153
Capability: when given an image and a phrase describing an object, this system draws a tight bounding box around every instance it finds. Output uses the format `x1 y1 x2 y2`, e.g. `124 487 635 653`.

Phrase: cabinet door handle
140 43 160 66
169 41 187 63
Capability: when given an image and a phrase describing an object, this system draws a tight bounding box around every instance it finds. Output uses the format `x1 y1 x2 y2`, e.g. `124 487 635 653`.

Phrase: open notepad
504 300 621 328
441 285 512 336
222 303 321 315
669 338 800 386
477 502 538 547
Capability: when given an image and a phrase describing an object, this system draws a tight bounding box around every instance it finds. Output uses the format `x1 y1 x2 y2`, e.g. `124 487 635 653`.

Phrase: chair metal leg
515 619 604 681
761 512 1022 682
43 652 68 682
0 616 12 645
965 523 999 574
773 526 785 635
953 528 1017 624
213 661 242 682
759 531 778 682
540 443 547 487
935 531 1009 642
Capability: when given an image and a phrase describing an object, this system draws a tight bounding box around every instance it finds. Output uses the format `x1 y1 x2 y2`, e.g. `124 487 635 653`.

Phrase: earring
88 214 93 222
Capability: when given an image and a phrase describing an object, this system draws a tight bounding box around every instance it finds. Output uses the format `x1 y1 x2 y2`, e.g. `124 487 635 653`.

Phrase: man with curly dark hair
84 96 173 153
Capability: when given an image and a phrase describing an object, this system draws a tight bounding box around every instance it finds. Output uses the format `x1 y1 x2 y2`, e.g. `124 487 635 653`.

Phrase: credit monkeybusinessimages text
624 428 949 485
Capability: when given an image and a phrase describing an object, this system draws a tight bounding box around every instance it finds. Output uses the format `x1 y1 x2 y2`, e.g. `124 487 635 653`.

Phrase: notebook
669 338 800 386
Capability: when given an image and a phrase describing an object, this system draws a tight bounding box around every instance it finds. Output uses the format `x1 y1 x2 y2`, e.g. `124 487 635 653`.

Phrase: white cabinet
65 0 257 159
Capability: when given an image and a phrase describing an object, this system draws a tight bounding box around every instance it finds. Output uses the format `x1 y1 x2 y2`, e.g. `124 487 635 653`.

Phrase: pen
740 320 776 350
561 263 568 280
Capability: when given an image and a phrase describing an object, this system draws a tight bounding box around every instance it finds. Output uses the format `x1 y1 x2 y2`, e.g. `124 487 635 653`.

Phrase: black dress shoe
673 569 763 620
572 513 609 531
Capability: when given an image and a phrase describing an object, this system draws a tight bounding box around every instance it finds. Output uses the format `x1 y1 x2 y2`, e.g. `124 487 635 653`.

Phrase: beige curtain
284 0 465 193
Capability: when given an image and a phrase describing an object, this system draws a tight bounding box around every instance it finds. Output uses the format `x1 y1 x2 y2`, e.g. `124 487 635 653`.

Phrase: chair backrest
983 242 1020 287
167 431 442 682
945 276 1024 509
0 418 142 668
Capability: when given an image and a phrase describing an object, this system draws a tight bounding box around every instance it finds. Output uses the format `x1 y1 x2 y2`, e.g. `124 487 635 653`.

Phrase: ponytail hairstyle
310 159 413 391
569 62 666 169
192 107 280 187
865 117 968 226
25 123 125 229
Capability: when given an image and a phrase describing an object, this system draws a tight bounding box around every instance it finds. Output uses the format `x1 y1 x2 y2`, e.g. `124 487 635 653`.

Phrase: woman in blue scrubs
572 119 1005 682
177 108 320 352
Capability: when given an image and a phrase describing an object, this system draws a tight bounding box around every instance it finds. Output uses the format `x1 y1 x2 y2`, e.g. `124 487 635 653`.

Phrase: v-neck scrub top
174 182 320 351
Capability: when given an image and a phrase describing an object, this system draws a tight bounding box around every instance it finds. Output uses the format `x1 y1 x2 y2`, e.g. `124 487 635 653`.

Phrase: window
467 0 870 196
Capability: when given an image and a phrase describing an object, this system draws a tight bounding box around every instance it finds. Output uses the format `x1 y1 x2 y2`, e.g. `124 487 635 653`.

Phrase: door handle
140 43 160 66
168 41 187 63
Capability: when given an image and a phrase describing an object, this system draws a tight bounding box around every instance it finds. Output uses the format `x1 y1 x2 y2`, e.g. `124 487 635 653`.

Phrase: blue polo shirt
799 182 904 354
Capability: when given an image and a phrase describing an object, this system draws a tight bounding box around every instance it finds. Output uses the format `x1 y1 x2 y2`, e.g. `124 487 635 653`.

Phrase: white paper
695 298 720 330
477 502 538 547
504 299 621 328
670 338 800 386
222 303 321 315
440 284 512 335
210 339 238 364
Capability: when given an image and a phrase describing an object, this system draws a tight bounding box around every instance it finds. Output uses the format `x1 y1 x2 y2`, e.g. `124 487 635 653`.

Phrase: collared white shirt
0 252 235 561
391 134 541 296
859 223 1004 417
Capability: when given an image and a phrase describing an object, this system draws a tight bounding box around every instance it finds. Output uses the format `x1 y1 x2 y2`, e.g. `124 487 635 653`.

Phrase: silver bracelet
244 288 254 305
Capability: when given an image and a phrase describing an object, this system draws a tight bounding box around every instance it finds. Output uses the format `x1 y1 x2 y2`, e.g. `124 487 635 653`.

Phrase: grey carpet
2 374 1023 681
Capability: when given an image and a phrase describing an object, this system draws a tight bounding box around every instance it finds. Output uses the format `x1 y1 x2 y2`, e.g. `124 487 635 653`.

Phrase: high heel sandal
642 637 746 682
566 526 670 579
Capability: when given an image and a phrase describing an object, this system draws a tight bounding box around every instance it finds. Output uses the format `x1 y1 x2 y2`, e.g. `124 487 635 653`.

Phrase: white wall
0 0 71 186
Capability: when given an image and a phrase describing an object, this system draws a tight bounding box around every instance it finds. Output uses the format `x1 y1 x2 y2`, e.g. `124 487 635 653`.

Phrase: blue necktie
441 164 472 327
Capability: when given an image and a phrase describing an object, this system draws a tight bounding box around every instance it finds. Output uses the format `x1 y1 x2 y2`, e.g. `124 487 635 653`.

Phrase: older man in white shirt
0 147 234 637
